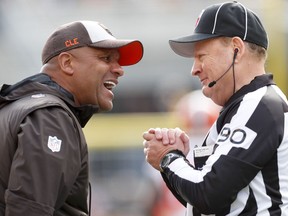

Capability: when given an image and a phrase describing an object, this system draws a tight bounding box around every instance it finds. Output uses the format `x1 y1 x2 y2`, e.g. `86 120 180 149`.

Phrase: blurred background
0 0 287 215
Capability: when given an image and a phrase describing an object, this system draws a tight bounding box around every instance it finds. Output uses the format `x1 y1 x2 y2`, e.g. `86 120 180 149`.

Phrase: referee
143 1 288 215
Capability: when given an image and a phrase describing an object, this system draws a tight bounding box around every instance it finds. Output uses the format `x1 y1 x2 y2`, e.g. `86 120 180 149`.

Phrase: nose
191 59 201 77
111 62 124 77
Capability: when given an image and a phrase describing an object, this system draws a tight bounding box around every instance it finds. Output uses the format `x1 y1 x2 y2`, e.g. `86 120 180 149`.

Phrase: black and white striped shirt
162 74 288 215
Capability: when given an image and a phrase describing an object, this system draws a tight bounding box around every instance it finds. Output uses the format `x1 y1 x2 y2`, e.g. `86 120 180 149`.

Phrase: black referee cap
169 1 268 57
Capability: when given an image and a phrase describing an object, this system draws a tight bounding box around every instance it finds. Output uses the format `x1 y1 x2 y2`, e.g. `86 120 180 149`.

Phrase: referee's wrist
167 149 185 157
160 150 185 172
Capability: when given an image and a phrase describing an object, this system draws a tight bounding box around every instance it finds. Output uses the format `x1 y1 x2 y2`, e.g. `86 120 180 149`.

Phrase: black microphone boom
208 49 238 88
208 81 216 88
208 63 232 88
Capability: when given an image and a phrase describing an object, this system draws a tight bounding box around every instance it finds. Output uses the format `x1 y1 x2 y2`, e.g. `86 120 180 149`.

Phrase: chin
99 102 113 112
202 86 210 97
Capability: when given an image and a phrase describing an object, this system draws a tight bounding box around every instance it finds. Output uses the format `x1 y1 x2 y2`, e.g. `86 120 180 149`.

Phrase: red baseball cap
42 20 144 66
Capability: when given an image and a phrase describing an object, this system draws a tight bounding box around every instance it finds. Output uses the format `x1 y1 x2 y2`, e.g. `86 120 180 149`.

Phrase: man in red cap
0 20 143 216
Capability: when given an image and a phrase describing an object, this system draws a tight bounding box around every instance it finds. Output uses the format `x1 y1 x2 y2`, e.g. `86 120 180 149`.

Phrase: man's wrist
160 150 185 172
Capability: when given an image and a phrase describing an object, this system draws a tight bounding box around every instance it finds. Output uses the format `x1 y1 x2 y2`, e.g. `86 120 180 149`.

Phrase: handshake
143 127 190 171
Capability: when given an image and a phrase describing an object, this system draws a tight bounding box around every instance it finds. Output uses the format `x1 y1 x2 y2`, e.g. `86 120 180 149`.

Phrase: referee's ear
231 37 245 63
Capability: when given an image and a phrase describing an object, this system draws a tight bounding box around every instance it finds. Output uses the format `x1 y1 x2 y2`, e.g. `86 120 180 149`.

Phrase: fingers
167 128 177 144
143 128 165 141
150 128 160 139
175 127 184 139
155 128 178 144
143 131 154 141
148 128 156 134
146 128 170 144
181 133 190 156
143 127 190 171
144 127 188 144
180 132 190 143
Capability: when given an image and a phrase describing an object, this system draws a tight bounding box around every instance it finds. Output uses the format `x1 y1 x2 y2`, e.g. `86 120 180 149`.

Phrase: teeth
104 81 116 90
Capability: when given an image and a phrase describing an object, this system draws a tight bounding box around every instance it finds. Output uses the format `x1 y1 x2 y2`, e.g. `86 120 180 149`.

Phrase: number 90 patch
216 123 257 149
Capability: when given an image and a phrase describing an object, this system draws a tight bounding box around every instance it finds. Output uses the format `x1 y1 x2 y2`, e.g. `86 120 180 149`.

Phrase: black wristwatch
160 150 185 172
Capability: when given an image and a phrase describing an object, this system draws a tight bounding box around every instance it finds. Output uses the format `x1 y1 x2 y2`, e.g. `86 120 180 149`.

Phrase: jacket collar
223 73 275 110
0 73 99 127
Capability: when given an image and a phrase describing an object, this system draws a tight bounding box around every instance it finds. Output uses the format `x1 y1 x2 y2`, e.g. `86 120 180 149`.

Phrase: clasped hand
143 127 190 171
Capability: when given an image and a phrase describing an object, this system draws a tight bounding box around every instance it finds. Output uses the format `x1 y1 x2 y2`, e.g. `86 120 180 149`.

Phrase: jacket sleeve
5 106 83 216
161 172 187 207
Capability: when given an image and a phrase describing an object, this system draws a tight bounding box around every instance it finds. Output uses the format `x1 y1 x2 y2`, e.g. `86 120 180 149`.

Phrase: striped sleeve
162 85 288 215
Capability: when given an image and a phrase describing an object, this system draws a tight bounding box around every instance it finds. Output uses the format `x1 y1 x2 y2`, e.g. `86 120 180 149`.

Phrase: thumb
143 131 155 141
180 133 190 156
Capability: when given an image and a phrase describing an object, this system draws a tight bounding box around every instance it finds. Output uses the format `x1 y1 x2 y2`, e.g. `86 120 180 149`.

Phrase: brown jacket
0 74 98 216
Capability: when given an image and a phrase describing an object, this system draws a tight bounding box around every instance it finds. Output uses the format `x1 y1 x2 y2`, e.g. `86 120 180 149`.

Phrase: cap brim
169 33 220 57
90 40 143 66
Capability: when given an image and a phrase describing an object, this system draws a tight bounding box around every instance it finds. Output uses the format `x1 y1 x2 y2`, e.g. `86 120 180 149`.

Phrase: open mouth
104 81 116 91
